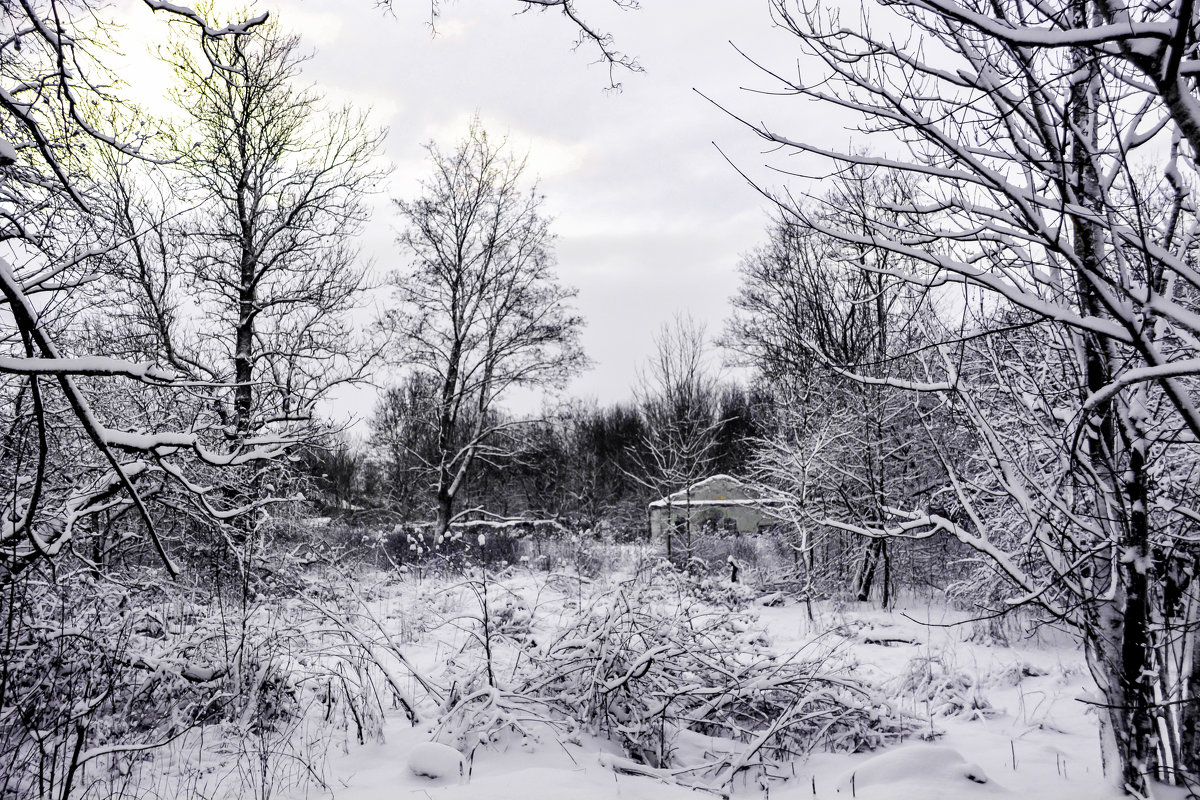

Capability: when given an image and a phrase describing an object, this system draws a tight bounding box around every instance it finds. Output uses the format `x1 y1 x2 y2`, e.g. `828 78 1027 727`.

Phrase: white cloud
429 17 476 41
276 5 345 48
522 133 590 179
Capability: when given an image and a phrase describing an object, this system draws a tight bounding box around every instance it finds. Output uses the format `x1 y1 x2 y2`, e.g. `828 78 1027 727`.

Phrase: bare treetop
0 1 279 578
389 118 587 537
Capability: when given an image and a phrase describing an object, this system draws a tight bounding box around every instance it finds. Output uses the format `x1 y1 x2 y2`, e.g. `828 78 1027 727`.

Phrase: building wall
647 475 790 542
648 501 782 541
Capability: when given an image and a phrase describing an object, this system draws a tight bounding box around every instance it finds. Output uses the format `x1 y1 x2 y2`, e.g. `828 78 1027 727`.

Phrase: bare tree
732 0 1200 790
1 0 641 578
0 2 281 579
630 314 724 559
85 16 387 564
164 21 382 439
728 191 934 604
389 119 587 540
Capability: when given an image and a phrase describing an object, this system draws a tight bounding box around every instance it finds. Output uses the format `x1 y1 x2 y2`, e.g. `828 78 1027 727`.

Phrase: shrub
516 570 917 791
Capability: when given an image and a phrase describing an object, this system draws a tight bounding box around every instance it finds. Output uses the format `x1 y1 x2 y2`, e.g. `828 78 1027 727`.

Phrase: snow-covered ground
213 562 1120 800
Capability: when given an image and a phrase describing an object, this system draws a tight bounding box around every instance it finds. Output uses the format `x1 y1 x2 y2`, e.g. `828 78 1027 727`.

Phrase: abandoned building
648 474 789 541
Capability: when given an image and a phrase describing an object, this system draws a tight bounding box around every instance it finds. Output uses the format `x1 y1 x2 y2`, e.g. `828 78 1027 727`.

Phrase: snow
101 557 1126 800
649 473 790 507
648 497 788 507
836 745 992 798
305 587 1111 800
859 623 920 645
407 741 466 780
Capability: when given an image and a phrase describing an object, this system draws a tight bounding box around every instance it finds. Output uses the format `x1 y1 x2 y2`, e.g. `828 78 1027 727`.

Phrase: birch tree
739 0 1200 790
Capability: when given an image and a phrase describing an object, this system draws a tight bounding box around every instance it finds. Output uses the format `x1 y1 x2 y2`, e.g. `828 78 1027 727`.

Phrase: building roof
648 474 790 509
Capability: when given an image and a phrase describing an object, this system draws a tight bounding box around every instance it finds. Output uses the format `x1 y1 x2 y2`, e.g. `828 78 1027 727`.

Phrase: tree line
310 321 769 541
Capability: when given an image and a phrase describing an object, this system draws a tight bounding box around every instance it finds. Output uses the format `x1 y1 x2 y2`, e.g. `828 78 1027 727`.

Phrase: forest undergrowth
0 533 1066 800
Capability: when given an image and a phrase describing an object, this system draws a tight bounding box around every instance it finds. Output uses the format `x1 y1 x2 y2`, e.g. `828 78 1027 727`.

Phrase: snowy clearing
99 556 1120 800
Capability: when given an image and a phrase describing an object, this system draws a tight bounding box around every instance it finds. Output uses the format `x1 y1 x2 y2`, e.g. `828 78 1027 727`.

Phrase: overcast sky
116 1 837 427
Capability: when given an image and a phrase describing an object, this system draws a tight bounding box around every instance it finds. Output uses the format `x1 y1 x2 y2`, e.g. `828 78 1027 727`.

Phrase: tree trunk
880 539 891 609
1086 599 1152 793
684 486 693 569
853 539 884 602
435 484 454 545
234 293 254 436
1064 1 1161 789
1174 559 1200 783
228 248 257 549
